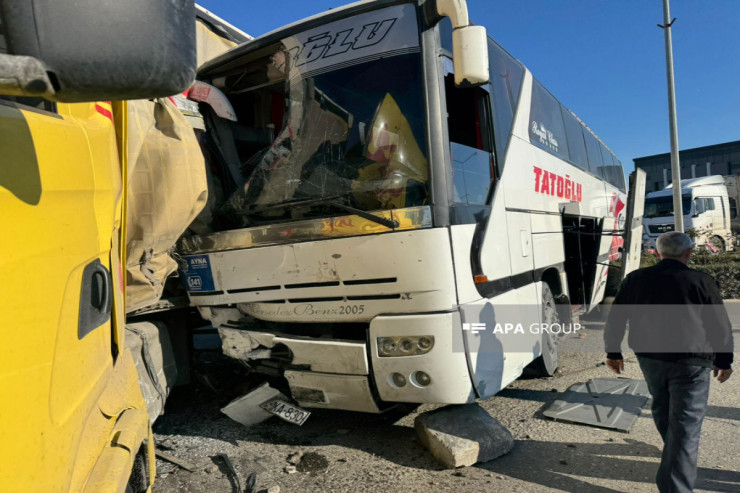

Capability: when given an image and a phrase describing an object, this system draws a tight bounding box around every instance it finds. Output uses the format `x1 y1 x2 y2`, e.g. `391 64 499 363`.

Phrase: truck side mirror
0 0 196 102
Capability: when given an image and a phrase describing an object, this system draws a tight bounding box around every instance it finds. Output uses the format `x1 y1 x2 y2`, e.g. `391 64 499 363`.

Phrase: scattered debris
205 465 219 474
193 370 222 394
157 438 175 450
543 378 649 431
284 466 297 474
415 404 514 468
295 452 330 473
155 450 196 472
221 383 288 426
286 452 302 465
218 453 243 493
266 487 281 493
245 472 257 493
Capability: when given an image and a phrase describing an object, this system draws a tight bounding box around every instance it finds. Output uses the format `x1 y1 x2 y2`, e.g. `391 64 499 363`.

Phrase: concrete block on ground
414 403 514 468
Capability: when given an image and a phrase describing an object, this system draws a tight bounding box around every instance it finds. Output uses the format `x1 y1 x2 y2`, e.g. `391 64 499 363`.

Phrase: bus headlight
377 336 434 357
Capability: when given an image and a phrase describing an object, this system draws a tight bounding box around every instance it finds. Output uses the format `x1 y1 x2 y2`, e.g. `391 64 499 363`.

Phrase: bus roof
198 0 405 78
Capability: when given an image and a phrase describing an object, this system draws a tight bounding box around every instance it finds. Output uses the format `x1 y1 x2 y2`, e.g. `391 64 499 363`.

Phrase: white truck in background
725 173 740 234
643 175 735 252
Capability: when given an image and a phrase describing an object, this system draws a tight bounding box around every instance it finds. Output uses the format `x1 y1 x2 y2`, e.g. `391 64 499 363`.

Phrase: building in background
634 140 740 192
635 141 740 233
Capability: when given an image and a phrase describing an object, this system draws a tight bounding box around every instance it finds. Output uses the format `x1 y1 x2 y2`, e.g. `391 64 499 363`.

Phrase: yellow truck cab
0 2 197 491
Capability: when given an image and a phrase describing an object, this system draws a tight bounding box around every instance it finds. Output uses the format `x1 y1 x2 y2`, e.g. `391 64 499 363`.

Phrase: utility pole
658 0 683 231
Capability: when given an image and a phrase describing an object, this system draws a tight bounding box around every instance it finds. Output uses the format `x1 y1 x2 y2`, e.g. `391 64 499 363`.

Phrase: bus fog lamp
376 336 435 357
413 371 431 387
390 373 406 387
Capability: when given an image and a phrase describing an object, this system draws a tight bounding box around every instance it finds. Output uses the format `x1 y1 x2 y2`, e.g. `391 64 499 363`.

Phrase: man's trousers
637 356 711 493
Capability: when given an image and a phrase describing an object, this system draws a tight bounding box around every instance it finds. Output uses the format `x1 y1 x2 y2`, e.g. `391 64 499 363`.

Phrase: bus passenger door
442 63 537 398
442 67 505 398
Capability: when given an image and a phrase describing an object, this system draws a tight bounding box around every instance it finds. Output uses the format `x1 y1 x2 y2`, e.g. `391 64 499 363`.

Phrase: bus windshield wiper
251 196 399 229
324 200 399 229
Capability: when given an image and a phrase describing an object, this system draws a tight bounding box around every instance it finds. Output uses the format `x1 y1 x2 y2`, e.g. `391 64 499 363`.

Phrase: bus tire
529 283 559 377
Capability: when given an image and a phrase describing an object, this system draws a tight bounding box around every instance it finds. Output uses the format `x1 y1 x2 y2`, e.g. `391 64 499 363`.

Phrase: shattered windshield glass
222 50 428 227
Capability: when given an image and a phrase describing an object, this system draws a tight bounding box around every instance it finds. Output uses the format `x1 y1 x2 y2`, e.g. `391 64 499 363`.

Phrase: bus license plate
260 399 311 426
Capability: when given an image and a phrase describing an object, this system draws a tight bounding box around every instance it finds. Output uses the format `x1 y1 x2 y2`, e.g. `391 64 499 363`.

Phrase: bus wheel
529 283 559 377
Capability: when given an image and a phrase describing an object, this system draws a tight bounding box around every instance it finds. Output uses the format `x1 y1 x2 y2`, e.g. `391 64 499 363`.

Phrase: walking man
604 231 733 492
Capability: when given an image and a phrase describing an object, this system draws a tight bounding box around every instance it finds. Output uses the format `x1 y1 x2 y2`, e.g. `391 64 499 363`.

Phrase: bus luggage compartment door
620 169 647 280
562 214 603 307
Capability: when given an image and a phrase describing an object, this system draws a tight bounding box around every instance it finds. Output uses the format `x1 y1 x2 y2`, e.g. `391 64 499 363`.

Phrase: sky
197 0 740 174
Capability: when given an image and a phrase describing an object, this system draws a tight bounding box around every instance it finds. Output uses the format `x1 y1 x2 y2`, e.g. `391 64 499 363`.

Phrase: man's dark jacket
605 258 734 369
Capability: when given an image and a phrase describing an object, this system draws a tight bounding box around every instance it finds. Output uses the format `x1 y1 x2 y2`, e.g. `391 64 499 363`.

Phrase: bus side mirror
452 25 490 87
435 0 490 87
0 0 197 102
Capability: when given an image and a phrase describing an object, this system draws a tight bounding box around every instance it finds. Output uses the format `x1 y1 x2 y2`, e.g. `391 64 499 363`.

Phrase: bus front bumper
219 311 475 411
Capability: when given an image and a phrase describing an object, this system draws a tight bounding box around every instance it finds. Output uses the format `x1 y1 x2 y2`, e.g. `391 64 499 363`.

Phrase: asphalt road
151 307 740 493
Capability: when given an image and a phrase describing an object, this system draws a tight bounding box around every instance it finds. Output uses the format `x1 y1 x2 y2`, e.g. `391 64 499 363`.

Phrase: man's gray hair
656 231 694 258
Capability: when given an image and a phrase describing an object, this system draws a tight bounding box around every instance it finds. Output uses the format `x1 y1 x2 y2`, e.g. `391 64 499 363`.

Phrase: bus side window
729 198 737 219
487 39 523 167
584 129 604 179
562 107 589 172
444 72 494 206
529 79 569 162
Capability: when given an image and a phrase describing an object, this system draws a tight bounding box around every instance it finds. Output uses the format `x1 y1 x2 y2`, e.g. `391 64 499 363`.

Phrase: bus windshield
223 54 428 227
644 194 691 218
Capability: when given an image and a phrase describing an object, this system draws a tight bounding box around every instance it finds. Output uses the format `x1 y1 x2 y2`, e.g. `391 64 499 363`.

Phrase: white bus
178 0 644 412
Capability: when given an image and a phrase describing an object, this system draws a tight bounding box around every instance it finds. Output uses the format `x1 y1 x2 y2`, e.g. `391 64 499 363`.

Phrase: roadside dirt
152 338 740 492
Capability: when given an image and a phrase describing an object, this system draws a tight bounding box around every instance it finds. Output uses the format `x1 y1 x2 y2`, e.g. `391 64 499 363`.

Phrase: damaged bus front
177 0 640 413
